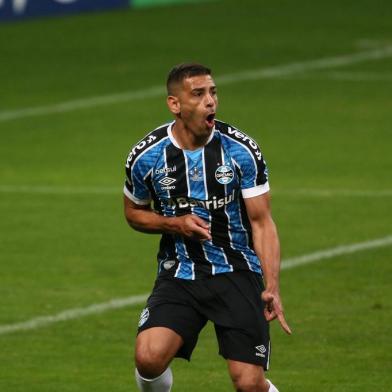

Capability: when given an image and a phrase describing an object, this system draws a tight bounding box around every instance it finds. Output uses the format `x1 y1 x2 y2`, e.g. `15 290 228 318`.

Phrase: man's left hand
261 290 292 335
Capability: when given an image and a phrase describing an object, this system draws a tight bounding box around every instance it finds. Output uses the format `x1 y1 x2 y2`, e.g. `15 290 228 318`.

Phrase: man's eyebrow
191 85 217 93
191 87 206 93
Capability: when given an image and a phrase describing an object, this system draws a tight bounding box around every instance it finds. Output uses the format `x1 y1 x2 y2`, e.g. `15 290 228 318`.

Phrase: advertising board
0 0 128 21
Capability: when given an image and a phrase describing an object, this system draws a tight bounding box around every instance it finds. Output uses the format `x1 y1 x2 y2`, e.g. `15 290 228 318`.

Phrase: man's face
170 74 218 136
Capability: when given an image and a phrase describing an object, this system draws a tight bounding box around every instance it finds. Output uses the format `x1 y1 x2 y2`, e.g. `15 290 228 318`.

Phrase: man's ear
167 95 180 115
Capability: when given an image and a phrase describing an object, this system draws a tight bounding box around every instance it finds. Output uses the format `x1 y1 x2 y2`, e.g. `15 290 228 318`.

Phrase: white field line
1 46 392 122
215 46 392 83
0 295 149 336
0 184 120 195
0 86 165 123
277 71 392 82
281 235 392 270
0 235 391 336
356 39 392 50
325 71 392 81
1 185 392 197
274 189 392 198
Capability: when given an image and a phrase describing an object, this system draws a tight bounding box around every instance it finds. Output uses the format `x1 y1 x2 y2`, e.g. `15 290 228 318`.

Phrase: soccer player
123 63 291 392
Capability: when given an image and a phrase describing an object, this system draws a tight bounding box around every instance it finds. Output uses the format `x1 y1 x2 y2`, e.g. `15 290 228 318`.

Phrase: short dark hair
166 63 212 95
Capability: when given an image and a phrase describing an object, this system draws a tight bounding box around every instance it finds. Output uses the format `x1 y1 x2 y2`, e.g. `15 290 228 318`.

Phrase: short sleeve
236 142 269 199
124 151 152 205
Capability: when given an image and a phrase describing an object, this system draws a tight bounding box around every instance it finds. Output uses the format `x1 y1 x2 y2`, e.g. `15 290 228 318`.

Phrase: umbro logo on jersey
159 176 176 190
159 177 176 186
255 345 266 358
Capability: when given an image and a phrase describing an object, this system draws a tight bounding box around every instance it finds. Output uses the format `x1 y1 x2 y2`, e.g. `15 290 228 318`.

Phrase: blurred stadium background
0 0 391 390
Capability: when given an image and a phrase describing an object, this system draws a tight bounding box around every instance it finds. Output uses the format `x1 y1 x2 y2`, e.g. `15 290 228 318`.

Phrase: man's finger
190 215 210 230
277 313 292 335
189 223 211 241
264 308 277 321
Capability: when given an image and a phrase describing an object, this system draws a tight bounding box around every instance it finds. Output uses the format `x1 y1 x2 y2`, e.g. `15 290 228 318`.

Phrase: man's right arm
123 195 211 241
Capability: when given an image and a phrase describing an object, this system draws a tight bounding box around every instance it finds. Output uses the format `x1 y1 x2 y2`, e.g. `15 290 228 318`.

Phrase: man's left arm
244 192 292 335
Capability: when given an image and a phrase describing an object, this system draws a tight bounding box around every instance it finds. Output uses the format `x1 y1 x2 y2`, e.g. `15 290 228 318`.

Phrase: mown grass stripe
1 46 392 122
1 235 391 336
1 185 392 197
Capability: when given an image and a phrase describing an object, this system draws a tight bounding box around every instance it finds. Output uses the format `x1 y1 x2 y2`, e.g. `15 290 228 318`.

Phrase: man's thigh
206 272 271 369
215 323 271 370
136 279 208 361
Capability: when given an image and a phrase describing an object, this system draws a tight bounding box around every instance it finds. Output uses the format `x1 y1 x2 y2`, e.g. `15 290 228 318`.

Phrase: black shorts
137 271 271 370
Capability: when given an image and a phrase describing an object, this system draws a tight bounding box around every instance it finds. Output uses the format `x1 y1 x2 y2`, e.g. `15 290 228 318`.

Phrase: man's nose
205 94 215 107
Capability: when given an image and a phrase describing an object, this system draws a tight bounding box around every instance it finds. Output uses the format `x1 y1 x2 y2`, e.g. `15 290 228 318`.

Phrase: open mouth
206 113 215 128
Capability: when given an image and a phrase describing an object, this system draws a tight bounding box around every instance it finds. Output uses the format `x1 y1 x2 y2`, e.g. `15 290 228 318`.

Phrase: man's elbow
124 207 138 229
125 216 136 229
125 218 140 234
124 208 152 233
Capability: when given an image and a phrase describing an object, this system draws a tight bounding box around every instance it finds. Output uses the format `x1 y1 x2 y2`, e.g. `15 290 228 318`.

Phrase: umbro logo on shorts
255 345 266 358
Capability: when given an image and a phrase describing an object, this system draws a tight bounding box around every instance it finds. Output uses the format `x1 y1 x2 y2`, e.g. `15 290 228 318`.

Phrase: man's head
166 63 218 136
166 63 212 96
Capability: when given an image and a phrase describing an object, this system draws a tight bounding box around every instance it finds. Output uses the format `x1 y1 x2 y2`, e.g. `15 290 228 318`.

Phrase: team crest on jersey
215 165 234 184
189 166 203 182
138 308 150 327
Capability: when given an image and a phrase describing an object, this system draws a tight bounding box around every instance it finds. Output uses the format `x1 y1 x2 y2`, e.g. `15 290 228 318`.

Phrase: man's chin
202 125 214 135
184 121 214 137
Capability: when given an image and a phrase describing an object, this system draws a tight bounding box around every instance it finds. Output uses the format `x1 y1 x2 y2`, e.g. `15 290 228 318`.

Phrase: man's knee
231 373 269 392
228 361 270 392
135 342 169 378
135 328 183 379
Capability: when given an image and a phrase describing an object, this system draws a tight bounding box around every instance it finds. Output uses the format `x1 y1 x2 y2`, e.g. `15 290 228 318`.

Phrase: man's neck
171 121 212 151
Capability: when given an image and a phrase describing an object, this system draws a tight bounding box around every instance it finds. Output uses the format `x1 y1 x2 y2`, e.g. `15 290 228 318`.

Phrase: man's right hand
124 196 211 240
174 214 211 242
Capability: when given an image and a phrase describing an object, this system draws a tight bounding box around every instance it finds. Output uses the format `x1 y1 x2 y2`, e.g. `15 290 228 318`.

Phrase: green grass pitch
0 0 391 390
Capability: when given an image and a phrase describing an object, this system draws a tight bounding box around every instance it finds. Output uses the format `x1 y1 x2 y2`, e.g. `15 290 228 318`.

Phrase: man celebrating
123 63 291 392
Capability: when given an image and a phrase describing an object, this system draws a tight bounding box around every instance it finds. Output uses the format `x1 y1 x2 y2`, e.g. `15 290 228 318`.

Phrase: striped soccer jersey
124 119 270 280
